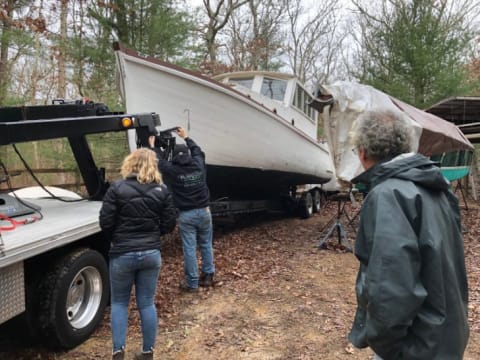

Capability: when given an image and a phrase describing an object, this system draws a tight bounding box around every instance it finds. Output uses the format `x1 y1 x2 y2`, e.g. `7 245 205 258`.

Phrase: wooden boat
114 43 335 201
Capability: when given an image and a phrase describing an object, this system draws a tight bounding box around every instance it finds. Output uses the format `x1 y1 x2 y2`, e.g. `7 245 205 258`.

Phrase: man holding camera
149 127 215 292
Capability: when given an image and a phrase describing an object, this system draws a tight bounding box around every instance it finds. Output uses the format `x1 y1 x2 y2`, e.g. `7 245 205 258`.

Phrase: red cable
0 213 40 231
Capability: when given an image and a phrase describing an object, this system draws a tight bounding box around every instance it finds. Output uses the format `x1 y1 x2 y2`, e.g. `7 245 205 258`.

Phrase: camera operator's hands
176 127 188 139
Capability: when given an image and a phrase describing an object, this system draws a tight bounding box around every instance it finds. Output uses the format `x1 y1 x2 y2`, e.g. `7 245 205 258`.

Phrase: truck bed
0 198 102 268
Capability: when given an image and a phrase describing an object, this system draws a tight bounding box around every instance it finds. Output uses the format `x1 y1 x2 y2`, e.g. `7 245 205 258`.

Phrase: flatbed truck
0 102 160 349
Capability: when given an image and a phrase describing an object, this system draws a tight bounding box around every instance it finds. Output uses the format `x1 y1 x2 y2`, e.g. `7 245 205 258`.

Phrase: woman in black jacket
99 148 176 360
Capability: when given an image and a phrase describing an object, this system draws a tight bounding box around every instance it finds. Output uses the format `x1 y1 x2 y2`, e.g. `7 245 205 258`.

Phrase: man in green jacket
349 109 469 359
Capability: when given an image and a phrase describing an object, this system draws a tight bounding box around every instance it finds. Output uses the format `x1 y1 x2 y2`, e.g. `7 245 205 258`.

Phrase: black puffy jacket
99 176 177 255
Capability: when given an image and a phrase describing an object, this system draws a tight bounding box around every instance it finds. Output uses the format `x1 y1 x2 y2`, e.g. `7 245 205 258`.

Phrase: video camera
152 126 180 160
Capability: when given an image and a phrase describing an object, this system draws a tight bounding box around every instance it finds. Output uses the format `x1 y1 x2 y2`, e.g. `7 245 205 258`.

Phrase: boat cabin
214 72 320 141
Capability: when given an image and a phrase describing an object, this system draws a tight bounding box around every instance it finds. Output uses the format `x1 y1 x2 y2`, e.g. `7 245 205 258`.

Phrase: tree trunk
57 0 68 99
0 0 14 104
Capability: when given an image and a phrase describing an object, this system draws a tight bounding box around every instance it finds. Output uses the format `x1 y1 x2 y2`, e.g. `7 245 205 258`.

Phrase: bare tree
0 0 16 103
284 0 341 86
56 0 67 99
0 0 39 104
68 0 89 98
225 0 286 71
208 0 347 84
201 0 248 73
223 7 250 70
246 0 286 70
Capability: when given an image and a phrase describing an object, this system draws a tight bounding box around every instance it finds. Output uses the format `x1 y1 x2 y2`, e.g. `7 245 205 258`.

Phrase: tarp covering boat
311 81 473 187
390 97 473 156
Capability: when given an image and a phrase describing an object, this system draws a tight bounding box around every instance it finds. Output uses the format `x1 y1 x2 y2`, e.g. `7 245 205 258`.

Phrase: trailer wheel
299 192 313 219
311 190 322 213
36 248 109 349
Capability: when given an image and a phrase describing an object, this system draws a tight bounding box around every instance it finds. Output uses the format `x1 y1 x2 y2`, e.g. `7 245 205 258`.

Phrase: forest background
0 0 480 190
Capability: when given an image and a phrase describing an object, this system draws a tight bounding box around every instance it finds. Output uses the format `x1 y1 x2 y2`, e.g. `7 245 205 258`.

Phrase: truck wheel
299 192 313 219
311 190 322 213
36 248 109 349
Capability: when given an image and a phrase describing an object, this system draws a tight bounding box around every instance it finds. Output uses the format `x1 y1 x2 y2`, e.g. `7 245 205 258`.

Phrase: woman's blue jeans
109 249 161 353
178 207 215 288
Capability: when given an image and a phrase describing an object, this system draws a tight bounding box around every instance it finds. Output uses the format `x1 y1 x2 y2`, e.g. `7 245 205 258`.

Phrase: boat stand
453 180 469 211
318 192 352 252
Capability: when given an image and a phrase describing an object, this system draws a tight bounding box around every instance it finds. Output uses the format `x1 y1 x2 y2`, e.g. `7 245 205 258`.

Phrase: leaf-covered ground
1 195 480 360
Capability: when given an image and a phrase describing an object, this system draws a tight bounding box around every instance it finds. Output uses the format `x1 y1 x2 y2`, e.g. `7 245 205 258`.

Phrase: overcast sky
185 0 203 7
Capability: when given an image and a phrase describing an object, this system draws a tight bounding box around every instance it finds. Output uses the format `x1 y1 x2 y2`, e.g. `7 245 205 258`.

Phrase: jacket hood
173 144 189 157
172 144 192 165
352 153 450 192
172 153 193 165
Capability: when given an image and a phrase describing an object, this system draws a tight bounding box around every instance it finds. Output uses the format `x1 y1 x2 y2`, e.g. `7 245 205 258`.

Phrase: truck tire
35 248 109 349
311 190 322 213
299 192 313 219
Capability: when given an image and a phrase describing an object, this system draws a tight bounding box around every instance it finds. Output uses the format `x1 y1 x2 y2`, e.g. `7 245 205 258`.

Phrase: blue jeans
178 207 215 288
109 249 161 353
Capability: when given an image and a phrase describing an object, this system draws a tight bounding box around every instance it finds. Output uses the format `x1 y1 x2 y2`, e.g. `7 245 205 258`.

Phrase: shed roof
425 97 480 143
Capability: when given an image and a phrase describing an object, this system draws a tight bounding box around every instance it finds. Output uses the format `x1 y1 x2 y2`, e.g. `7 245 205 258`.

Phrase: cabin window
230 78 254 90
457 150 474 166
457 150 466 166
430 154 443 163
260 78 287 101
465 150 473 166
295 87 304 110
431 150 474 167
293 85 315 121
442 151 458 167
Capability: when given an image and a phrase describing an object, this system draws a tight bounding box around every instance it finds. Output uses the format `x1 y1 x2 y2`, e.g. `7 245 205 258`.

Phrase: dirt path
2 201 480 359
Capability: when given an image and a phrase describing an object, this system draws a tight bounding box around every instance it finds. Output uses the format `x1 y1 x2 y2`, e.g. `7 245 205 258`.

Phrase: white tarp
319 81 421 188
317 81 473 190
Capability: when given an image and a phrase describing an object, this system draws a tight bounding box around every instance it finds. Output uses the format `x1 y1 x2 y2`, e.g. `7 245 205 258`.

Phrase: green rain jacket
349 153 469 360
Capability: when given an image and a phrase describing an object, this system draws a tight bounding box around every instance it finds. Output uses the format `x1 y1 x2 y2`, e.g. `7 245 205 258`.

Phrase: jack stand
318 193 352 252
454 180 468 211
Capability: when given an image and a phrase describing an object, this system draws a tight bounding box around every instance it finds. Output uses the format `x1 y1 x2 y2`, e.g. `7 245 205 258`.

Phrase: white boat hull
115 47 334 199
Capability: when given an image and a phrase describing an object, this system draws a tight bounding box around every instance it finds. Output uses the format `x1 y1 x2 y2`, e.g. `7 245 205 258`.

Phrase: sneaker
134 350 153 360
112 349 125 360
199 272 215 287
179 281 198 293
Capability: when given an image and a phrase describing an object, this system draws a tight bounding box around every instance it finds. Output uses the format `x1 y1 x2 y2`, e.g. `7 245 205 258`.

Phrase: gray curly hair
350 109 413 161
